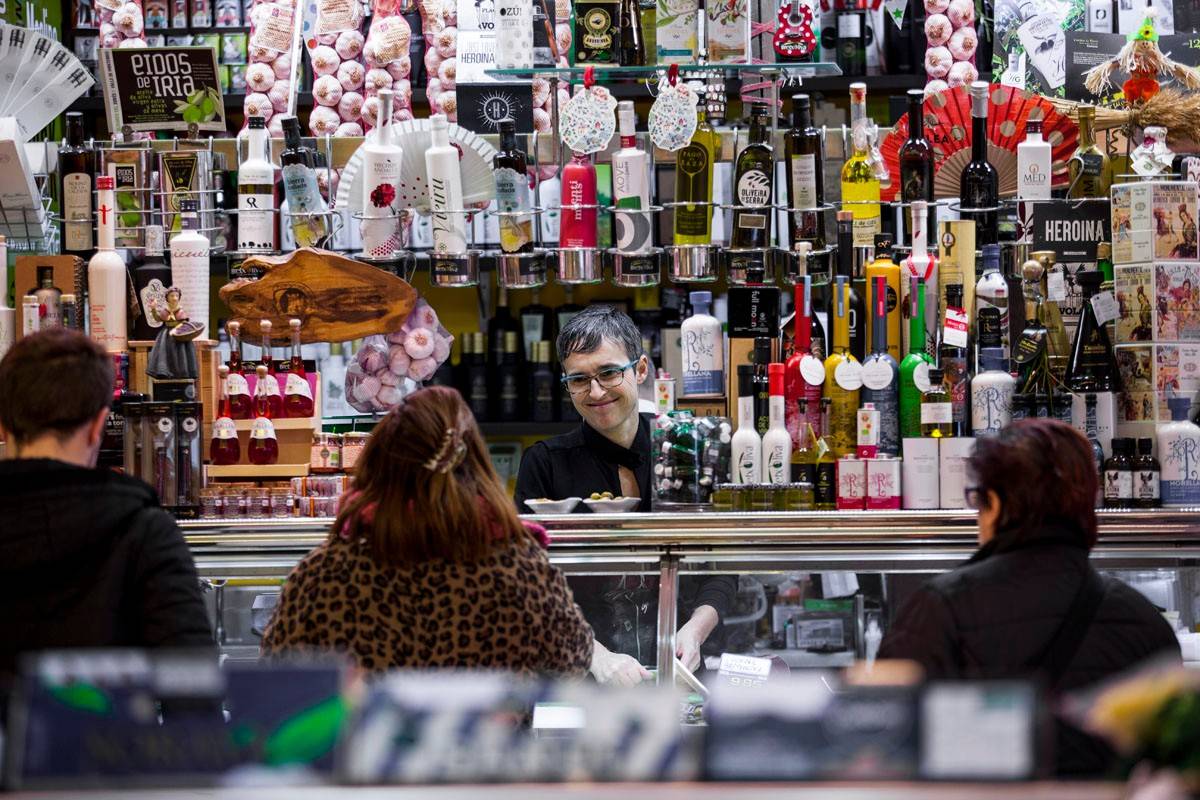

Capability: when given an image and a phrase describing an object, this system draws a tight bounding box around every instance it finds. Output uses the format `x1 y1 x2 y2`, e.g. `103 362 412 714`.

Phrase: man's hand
674 605 719 674
590 640 652 687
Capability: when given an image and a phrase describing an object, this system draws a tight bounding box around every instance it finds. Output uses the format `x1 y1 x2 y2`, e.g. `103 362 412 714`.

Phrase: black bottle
784 94 825 252
60 111 96 261
529 341 557 422
731 108 775 250
461 331 490 421
753 337 772 435
619 0 645 65
897 89 934 247
1134 437 1161 509
519 288 555 361
498 331 523 421
959 81 999 245
1102 438 1134 509
131 224 172 341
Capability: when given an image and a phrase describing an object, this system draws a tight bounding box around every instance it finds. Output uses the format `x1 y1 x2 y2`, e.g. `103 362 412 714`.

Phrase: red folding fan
880 84 1079 201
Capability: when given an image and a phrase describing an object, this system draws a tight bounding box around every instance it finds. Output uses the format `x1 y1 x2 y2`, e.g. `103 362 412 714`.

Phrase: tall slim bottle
971 306 1014 437
731 364 763 483
210 365 241 466
361 88 404 260
560 151 598 249
280 115 330 247
619 0 645 65
897 89 934 246
1069 104 1110 199
861 275 899 456
899 276 934 440
763 363 793 484
426 113 469 255
612 101 651 255
88 175 128 353
731 107 774 250
941 283 971 437
823 275 862 456
1029 250 1071 380
169 199 210 331
835 210 866 362
840 83 881 249
959 80 999 245
784 94 825 252
865 232 901 361
225 321 253 419
975 243 1009 358
494 118 534 254
258 319 284 419
237 115 277 252
60 112 96 261
1067 270 1119 455
1016 118 1052 200
785 276 824 445
674 100 720 246
284 318 314 418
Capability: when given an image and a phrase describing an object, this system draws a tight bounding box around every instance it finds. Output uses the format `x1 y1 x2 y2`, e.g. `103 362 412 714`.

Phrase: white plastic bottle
731 365 762 484
360 88 403 259
762 363 792 484
612 100 651 255
495 0 534 68
237 115 277 252
169 199 211 331
1016 118 1052 200
88 175 128 353
1158 397 1200 507
425 113 468 256
681 290 724 398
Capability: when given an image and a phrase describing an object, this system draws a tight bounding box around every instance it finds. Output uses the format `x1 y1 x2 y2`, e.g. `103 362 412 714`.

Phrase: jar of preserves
310 432 342 473
342 432 369 470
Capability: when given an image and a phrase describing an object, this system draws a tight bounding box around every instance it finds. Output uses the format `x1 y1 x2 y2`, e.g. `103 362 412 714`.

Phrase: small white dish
525 497 582 514
582 496 641 513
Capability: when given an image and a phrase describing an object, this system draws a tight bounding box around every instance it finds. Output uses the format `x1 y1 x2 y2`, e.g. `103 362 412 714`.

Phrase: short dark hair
0 329 114 445
967 419 1098 548
556 305 643 365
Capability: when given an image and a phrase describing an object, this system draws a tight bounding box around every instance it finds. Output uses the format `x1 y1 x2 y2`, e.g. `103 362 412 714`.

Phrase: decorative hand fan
879 85 1078 200
336 117 499 215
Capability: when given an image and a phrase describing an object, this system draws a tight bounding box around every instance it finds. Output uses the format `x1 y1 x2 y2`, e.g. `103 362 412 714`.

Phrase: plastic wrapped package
652 411 733 509
363 0 417 129
304 0 371 136
100 0 147 48
344 298 454 413
924 0 977 89
245 0 301 134
416 0 456 121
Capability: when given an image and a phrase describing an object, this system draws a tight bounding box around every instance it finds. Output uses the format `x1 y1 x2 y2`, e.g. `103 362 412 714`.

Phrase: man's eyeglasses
561 361 636 396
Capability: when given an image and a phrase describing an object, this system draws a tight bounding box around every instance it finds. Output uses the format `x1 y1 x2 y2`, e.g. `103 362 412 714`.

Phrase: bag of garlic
344 297 454 413
245 0 302 136
362 0 417 131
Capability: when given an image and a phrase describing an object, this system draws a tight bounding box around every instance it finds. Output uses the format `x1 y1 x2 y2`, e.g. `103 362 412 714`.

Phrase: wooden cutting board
220 248 418 344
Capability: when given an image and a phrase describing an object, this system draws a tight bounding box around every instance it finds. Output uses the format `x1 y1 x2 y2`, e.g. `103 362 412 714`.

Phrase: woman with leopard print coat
261 387 594 676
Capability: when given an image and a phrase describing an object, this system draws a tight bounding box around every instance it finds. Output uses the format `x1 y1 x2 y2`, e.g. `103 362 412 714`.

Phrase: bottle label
238 192 276 251
282 164 323 214
1160 431 1200 504
682 323 723 395
943 306 969 348
790 153 818 210
837 12 861 35
139 279 168 330
213 417 238 440
921 402 952 424
912 361 932 392
1091 290 1120 326
971 380 1013 436
737 169 772 208
522 315 544 355
1104 469 1132 500
362 153 401 257
766 445 789 484
834 360 863 391
227 372 251 398
63 172 93 251
495 0 533 67
861 359 894 391
851 215 880 248
258 373 282 397
735 446 760 483
285 372 313 399
1136 470 1160 500
800 354 825 386
250 417 277 440
495 166 535 253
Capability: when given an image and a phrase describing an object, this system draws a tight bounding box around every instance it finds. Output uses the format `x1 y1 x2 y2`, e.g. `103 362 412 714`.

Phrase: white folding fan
336 117 498 215
0 25 94 141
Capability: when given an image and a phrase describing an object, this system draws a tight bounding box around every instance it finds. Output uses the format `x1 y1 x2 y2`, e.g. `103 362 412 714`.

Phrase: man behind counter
516 306 736 687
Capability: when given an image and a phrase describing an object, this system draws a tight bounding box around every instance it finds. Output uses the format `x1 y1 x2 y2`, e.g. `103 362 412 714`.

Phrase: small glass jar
270 487 293 517
711 483 735 511
342 432 369 470
223 488 247 518
787 482 815 511
200 488 223 518
246 487 271 518
751 484 775 512
310 432 343 474
731 484 753 512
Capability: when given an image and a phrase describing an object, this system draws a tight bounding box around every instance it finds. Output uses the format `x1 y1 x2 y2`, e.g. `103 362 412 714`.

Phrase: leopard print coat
260 529 594 676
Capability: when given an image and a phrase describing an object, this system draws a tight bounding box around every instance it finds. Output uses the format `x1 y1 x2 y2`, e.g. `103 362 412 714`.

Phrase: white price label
835 360 864 391
913 361 932 392
1091 290 1119 326
800 354 825 386
943 306 969 349
1047 269 1067 302
861 359 895 390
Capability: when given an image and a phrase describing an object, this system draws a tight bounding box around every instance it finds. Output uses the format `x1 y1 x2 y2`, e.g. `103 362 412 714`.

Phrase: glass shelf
484 62 843 80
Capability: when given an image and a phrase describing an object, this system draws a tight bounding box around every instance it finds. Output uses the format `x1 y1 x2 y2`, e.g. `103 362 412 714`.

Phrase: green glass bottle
674 102 721 246
899 276 934 440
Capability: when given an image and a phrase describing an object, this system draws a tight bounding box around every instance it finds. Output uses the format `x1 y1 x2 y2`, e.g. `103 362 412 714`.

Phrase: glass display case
183 510 1200 678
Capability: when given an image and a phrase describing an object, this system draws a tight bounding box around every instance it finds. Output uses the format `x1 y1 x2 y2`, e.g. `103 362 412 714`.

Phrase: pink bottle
559 150 597 249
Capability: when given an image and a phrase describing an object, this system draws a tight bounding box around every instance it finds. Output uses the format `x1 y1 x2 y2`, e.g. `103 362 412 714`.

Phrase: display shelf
204 463 310 479
485 62 843 80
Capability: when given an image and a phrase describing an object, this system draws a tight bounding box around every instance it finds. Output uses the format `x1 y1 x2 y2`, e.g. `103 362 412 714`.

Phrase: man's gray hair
556 305 644 365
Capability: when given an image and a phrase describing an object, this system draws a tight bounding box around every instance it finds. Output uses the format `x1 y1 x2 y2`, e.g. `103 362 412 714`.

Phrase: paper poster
993 0 1083 96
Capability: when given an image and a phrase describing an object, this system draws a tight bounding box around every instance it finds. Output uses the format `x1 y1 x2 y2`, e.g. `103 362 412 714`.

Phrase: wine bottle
861 275 900 455
921 367 953 438
494 118 535 255
785 276 825 446
210 364 241 466
169 199 210 333
225 321 253 420
864 232 901 361
823 275 862 456
899 276 934 440
1069 104 1110 199
60 111 96 261
975 243 1009 359
897 89 934 247
248 364 280 466
426 113 469 256
1016 118 1052 200
360 88 404 260
674 100 720 246
959 80 999 246
612 101 651 255
280 116 330 247
619 0 645 65
763 363 793 484
941 283 971 437
784 94 825 252
257 319 283 419
498 331 523 421
463 332 490 421
835 210 866 362
731 364 763 483
88 175 128 353
1067 269 1119 455
835 4 867 76
840 83 880 249
529 340 557 422
971 306 1015 437
284 318 314 418
488 283 522 380
731 107 774 250
519 288 554 360
237 115 277 252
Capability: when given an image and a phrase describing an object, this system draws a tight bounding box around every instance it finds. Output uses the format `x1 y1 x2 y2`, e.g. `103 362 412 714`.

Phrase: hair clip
424 427 466 474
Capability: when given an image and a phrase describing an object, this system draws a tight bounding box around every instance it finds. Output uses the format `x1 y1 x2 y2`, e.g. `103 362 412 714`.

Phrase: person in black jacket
0 330 213 700
515 306 737 686
879 418 1180 776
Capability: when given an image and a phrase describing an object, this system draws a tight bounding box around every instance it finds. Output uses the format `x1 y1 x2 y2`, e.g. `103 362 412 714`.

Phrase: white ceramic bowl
524 497 582 514
582 496 641 513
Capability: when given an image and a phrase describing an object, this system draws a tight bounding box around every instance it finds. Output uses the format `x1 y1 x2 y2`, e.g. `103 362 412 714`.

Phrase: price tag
800 354 825 386
861 359 894 390
943 306 969 349
716 653 773 689
1091 290 1119 326
913 361 932 392
1047 269 1067 302
834 360 864 391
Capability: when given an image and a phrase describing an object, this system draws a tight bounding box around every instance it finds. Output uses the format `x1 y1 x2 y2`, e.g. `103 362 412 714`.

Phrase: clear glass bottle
861 275 899 456
210 364 241 466
284 318 314 418
258 319 284 419
280 115 329 247
920 367 953 438
248 364 280 466
840 83 881 249
941 283 970 437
